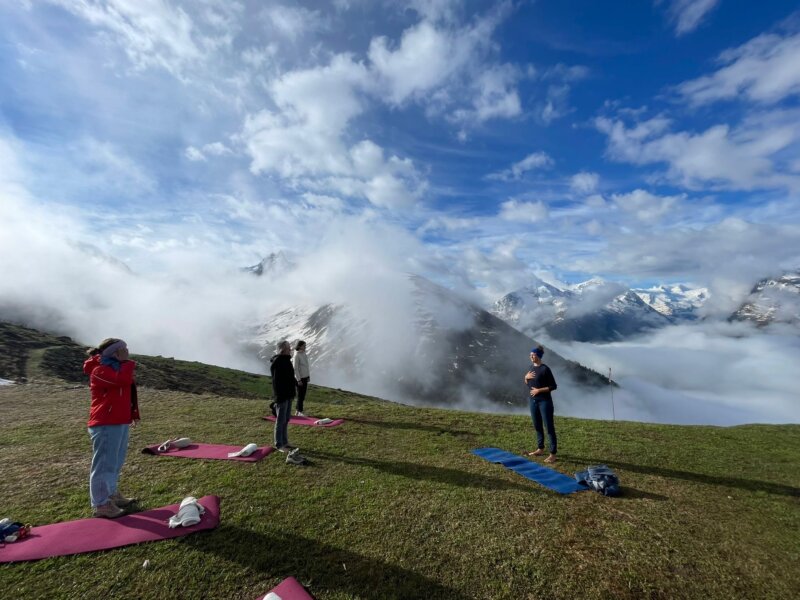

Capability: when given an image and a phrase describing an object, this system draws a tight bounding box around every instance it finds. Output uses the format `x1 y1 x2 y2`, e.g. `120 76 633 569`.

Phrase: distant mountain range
729 271 800 327
491 276 708 343
247 265 610 409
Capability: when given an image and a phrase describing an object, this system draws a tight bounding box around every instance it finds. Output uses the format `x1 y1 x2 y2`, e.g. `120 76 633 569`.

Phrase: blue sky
2 0 800 308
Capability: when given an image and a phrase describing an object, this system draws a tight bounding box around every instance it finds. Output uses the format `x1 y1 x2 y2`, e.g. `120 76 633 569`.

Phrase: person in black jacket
269 340 296 452
524 345 559 463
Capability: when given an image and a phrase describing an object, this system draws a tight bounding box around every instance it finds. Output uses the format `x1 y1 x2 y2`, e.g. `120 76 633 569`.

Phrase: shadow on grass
567 456 800 498
310 450 543 493
182 524 471 600
345 417 473 437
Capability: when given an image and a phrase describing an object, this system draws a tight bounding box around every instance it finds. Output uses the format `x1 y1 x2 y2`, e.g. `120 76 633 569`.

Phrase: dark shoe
109 492 136 508
93 502 125 519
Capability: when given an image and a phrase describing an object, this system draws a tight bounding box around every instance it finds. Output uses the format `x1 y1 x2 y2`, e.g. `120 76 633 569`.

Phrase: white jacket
293 351 310 379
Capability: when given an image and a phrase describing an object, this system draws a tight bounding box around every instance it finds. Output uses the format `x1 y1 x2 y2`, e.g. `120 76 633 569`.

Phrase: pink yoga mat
0 495 220 563
141 443 274 461
262 415 344 427
256 576 314 600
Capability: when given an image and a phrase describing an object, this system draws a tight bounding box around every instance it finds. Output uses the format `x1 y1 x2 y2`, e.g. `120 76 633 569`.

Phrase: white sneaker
295 411 305 417
286 449 306 465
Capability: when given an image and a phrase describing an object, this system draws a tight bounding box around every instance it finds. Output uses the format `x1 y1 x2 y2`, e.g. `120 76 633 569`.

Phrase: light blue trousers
88 424 130 507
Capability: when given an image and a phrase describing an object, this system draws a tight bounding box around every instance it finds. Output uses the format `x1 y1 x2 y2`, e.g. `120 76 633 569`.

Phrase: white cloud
418 215 480 234
551 321 800 425
262 4 325 40
662 0 720 36
498 199 549 223
570 171 599 194
596 110 800 191
451 64 522 124
185 146 206 161
48 0 207 77
367 6 520 126
678 29 800 105
239 57 426 210
537 63 589 124
368 20 476 105
488 152 553 181
60 138 157 197
610 189 684 223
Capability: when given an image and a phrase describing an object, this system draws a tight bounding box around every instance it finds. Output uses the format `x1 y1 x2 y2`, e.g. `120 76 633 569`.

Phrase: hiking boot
109 492 136 508
93 502 125 519
285 449 306 465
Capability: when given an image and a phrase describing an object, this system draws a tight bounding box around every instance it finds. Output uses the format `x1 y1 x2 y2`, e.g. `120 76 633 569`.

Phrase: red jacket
83 355 140 427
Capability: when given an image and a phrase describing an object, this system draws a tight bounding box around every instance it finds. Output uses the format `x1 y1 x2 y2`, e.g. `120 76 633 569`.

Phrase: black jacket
270 354 296 401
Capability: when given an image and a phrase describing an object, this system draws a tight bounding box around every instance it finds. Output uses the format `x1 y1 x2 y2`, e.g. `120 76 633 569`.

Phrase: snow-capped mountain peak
730 270 800 326
244 251 295 276
633 284 709 319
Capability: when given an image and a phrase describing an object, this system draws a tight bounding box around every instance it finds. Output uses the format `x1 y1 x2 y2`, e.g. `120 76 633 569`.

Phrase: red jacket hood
83 354 101 375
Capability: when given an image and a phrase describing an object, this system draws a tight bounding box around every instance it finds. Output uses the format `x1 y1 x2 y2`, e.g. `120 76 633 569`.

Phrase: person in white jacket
293 340 311 417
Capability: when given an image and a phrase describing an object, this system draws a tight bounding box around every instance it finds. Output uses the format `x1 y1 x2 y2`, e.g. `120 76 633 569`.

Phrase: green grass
1 380 799 599
1 322 799 598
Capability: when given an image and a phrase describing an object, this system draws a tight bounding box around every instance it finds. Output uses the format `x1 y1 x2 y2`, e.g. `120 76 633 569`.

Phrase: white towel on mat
168 496 205 528
227 443 258 458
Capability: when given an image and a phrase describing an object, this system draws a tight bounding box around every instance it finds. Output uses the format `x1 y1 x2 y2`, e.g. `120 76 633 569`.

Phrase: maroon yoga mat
0 495 220 563
256 576 314 600
141 443 274 461
262 415 344 427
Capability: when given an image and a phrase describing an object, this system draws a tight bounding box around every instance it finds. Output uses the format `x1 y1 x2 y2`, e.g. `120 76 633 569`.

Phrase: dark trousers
530 397 557 454
274 399 292 449
296 377 309 412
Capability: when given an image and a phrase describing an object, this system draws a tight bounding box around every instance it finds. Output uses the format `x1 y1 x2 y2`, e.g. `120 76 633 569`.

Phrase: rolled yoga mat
142 443 274 461
262 415 344 427
256 576 315 600
0 495 220 563
472 448 588 495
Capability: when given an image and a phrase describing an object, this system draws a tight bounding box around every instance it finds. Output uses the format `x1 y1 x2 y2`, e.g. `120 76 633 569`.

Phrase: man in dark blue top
524 345 558 463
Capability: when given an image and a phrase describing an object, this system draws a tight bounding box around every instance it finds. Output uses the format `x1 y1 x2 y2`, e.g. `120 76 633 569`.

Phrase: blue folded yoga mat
473 447 588 495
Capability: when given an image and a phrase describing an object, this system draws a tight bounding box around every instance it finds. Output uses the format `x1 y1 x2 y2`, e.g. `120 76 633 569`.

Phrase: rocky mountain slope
730 271 800 327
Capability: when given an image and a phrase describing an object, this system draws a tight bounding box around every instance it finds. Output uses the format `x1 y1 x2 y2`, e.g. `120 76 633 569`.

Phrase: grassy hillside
0 322 267 397
0 323 799 599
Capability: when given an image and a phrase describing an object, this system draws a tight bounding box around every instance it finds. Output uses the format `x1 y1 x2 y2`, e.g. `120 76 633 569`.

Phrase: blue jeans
274 399 293 448
529 398 557 455
88 424 130 507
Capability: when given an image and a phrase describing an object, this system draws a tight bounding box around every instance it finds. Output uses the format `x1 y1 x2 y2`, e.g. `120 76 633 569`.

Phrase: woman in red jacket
83 338 139 518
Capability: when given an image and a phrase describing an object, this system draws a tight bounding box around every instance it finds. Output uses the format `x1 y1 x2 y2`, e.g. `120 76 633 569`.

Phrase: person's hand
524 373 533 381
132 418 140 427
530 388 539 397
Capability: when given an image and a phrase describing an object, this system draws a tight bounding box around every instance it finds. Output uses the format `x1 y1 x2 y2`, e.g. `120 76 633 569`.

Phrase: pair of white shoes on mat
158 437 192 453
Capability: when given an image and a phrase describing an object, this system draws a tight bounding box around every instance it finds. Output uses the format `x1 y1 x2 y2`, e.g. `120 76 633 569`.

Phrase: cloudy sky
1 1 800 424
2 0 799 306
